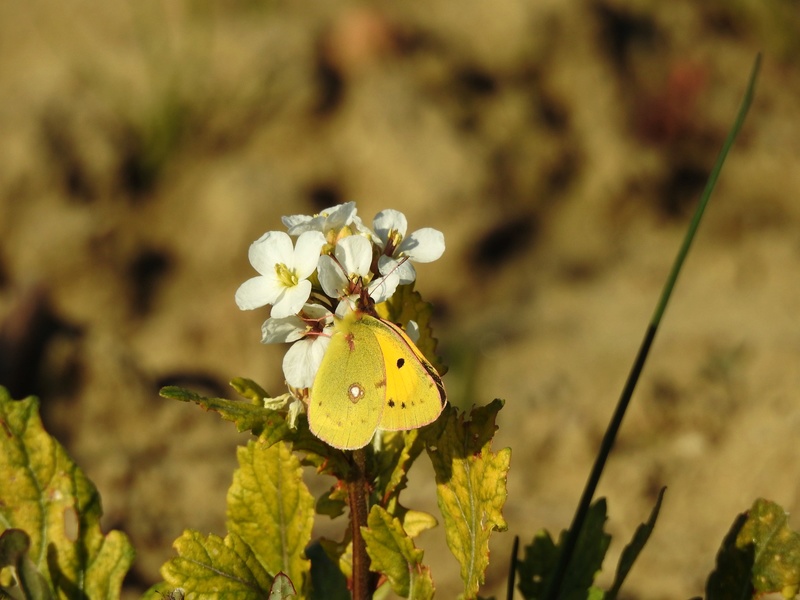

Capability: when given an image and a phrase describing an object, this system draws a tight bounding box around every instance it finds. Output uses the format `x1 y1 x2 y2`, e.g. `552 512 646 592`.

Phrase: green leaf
161 386 355 481
315 489 347 520
605 488 665 599
230 378 271 405
425 400 510 599
706 498 800 599
160 530 273 596
268 572 297 599
160 386 285 437
362 505 434 598
518 500 610 600
0 389 134 600
0 529 52 600
372 429 428 516
400 510 438 539
227 440 315 596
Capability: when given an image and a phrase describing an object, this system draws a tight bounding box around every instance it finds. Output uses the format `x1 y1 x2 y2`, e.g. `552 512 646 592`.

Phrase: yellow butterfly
308 307 446 450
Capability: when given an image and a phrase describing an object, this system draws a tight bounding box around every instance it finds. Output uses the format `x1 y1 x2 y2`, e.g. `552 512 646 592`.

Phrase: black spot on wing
396 357 405 369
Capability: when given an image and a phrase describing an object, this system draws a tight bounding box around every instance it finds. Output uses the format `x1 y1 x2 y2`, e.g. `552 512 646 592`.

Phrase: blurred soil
2 1 800 598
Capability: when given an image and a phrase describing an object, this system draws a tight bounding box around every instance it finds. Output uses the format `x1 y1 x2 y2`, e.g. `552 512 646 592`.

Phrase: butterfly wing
308 311 386 450
361 314 446 432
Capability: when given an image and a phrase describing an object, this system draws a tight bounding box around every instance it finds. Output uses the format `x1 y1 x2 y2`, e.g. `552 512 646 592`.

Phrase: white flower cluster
235 202 445 396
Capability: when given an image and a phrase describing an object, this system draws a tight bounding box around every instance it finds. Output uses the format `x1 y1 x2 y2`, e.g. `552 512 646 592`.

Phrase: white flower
235 230 325 318
260 304 333 389
373 209 445 284
281 202 360 235
317 235 398 315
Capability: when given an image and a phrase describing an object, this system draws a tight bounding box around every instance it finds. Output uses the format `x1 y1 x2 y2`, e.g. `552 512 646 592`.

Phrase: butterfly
308 304 446 450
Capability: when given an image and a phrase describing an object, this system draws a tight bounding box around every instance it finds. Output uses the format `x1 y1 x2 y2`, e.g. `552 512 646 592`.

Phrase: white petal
270 279 312 318
293 230 326 277
397 228 445 263
235 276 280 310
248 231 292 274
283 336 331 388
351 215 377 240
378 254 417 285
281 213 313 231
318 254 349 299
368 271 399 304
335 235 373 277
373 209 408 243
300 302 333 321
378 256 416 285
261 315 306 344
322 202 358 230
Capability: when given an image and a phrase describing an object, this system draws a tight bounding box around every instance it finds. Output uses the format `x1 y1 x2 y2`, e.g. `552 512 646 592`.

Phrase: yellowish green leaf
706 498 800 599
160 530 272 595
362 505 434 598
230 377 271 405
160 386 284 437
401 510 438 539
227 440 315 597
425 400 509 599
0 389 134 600
162 387 353 480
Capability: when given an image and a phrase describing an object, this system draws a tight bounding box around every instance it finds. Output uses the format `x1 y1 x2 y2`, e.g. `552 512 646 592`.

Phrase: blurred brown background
1 1 798 598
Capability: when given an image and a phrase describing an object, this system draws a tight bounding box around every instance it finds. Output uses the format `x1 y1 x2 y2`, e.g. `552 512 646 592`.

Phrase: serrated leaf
230 378 271 405
160 530 273 596
315 488 347 520
518 500 610 600
706 498 800 599
373 430 426 510
425 400 509 599
0 529 52 600
268 572 297 599
227 440 315 597
400 510 438 539
163 386 356 480
375 284 447 375
605 488 665 599
160 386 286 437
0 389 134 600
362 505 434 598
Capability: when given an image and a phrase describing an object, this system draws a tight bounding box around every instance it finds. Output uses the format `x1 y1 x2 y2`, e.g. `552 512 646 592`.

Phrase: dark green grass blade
542 53 761 600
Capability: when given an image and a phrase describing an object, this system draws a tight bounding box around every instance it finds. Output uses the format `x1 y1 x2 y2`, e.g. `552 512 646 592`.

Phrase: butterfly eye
396 358 405 369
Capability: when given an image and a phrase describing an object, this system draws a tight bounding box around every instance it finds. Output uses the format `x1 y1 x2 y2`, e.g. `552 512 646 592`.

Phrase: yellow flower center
275 263 298 288
385 229 403 256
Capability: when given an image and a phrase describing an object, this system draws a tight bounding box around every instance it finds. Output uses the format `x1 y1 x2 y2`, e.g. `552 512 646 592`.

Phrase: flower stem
349 447 374 599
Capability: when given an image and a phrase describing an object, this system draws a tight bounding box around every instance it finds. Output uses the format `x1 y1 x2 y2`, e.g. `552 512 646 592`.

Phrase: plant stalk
542 53 761 600
349 448 373 600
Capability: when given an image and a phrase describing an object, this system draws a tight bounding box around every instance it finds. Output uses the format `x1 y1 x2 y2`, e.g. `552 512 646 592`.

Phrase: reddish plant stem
349 448 373 600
